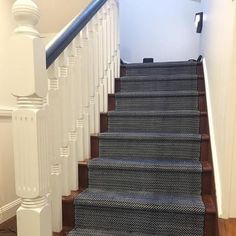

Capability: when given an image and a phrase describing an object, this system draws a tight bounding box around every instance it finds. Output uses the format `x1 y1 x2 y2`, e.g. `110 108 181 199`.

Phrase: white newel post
9 0 52 236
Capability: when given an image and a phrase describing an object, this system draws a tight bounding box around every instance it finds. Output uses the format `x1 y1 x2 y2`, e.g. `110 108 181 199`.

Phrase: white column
9 2 52 235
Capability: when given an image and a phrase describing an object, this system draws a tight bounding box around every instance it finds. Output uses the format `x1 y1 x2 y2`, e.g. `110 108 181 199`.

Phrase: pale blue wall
119 0 202 63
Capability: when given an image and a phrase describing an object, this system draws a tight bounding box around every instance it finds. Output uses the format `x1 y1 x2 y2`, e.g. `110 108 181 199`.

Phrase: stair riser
116 77 205 93
108 116 200 134
88 168 202 194
120 80 198 92
91 135 210 161
126 67 197 76
116 96 202 111
101 113 209 134
99 139 201 160
110 94 207 112
75 206 204 236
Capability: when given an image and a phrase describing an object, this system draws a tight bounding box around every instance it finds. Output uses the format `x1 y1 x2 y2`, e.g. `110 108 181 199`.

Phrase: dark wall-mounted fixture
195 12 203 33
143 58 154 63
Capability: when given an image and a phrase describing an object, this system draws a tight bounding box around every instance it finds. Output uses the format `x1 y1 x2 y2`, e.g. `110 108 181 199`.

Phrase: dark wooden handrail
46 0 107 69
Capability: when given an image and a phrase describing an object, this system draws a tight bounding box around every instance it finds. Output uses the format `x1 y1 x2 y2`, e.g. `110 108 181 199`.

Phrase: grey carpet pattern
125 62 197 76
108 110 200 133
69 61 205 236
120 74 198 92
88 158 202 194
115 91 199 111
99 133 201 160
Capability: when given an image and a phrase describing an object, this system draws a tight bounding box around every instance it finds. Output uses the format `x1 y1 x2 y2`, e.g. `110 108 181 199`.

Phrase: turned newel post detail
10 1 52 236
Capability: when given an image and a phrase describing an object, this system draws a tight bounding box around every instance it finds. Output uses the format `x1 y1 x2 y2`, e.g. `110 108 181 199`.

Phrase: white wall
0 0 19 224
200 0 236 218
119 0 202 63
36 0 91 34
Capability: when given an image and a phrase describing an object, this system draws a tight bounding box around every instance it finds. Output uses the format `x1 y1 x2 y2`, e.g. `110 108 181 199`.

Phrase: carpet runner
69 61 205 235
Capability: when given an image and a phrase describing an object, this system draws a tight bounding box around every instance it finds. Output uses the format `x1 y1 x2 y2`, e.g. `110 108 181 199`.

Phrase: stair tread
75 188 205 214
121 74 198 81
108 110 201 117
116 90 201 97
124 61 198 69
89 158 202 172
100 132 202 141
69 228 155 236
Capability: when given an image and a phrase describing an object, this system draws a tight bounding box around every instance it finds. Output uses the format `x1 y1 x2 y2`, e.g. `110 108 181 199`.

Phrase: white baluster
9 1 52 235
50 163 62 233
110 1 116 93
57 52 71 196
88 22 96 134
67 42 79 189
60 147 70 196
69 131 78 190
98 11 105 112
106 3 113 94
75 35 85 161
81 29 91 159
47 63 63 233
103 6 109 112
116 0 121 77
114 0 119 78
93 16 101 133
58 51 70 147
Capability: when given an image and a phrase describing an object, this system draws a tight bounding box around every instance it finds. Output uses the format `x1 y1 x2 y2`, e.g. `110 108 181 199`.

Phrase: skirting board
202 58 222 217
0 198 21 224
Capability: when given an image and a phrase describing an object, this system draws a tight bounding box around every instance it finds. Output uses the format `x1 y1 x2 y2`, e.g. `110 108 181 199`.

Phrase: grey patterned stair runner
115 91 200 111
69 61 205 236
108 110 200 133
88 158 202 194
125 62 197 76
99 132 201 160
120 74 198 92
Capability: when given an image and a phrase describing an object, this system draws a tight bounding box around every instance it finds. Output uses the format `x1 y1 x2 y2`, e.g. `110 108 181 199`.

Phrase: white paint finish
17 197 52 236
202 59 222 216
119 0 202 63
0 118 18 222
36 0 92 34
0 107 14 117
200 0 236 218
0 0 16 107
228 11 236 218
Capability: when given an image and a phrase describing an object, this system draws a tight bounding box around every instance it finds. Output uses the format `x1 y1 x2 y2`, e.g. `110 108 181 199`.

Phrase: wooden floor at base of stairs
0 212 235 236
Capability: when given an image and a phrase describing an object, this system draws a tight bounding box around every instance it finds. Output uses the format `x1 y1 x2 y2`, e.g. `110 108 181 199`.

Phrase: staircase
68 61 218 235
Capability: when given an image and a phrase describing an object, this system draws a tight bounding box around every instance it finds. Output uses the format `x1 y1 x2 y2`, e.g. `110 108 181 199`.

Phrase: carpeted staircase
68 61 216 235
